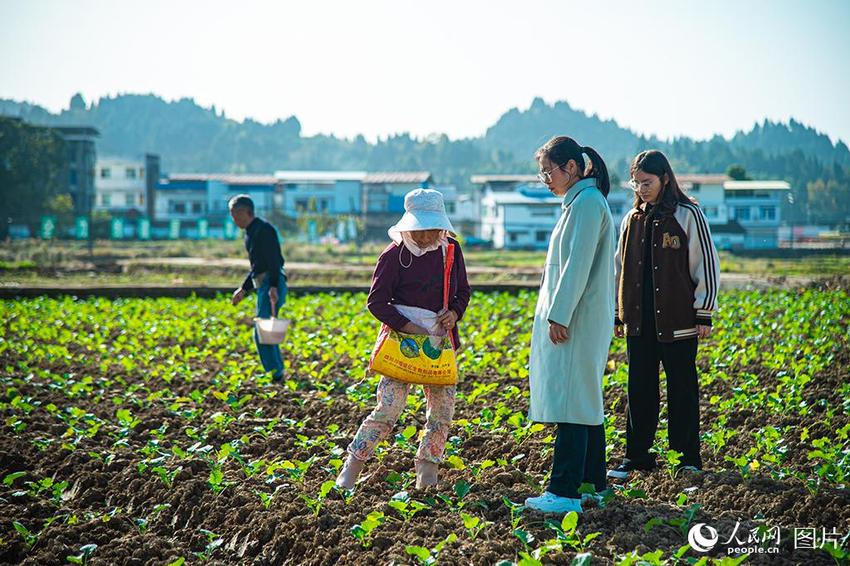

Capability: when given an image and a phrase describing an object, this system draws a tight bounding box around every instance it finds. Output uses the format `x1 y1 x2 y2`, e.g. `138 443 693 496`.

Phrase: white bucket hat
387 188 456 241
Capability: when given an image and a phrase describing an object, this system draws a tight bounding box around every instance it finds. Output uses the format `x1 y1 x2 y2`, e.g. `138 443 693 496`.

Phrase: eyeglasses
627 179 653 192
537 164 566 184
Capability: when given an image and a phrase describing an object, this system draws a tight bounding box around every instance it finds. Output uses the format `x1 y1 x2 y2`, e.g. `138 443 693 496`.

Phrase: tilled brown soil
1 304 849 565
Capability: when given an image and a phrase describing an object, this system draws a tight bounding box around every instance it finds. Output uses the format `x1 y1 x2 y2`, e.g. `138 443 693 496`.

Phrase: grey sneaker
607 459 656 480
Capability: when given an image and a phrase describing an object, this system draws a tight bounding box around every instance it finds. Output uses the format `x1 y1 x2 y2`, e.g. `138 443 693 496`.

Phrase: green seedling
66 543 98 565
405 533 458 565
301 480 336 516
350 511 385 548
388 490 430 521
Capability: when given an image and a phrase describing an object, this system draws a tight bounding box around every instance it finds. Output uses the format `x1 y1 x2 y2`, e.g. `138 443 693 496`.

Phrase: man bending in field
228 194 287 382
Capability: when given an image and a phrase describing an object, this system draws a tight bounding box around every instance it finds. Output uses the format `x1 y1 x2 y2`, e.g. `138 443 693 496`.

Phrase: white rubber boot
336 455 366 490
415 460 439 488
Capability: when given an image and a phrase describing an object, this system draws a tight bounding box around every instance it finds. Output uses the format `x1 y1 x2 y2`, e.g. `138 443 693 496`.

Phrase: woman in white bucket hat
336 188 471 490
387 187 456 250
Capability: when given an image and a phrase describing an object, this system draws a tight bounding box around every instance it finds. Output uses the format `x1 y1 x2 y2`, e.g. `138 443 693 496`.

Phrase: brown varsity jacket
614 201 720 342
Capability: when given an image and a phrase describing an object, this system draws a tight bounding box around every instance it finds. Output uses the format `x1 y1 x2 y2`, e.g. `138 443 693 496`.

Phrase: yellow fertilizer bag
369 327 457 386
368 242 458 386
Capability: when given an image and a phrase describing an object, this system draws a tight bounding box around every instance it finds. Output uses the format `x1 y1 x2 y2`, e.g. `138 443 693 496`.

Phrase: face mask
401 232 443 256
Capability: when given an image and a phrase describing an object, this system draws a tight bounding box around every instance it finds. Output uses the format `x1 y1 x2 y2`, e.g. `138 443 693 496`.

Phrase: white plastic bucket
254 316 290 345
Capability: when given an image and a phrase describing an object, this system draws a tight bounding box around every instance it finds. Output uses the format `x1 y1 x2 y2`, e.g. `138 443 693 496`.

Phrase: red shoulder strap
443 243 455 310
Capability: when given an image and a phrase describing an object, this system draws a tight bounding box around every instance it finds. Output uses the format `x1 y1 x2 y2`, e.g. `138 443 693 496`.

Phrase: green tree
0 117 65 239
46 194 74 235
807 178 850 226
726 164 750 180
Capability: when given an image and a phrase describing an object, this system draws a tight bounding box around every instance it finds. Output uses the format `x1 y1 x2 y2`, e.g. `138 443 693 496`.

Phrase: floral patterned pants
347 377 456 464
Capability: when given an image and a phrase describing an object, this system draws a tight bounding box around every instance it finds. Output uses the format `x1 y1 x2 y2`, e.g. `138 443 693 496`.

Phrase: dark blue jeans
253 272 286 379
548 423 607 499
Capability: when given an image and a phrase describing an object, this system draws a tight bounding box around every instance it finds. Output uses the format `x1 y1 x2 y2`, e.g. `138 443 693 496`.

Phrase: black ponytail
535 136 610 197
581 145 610 197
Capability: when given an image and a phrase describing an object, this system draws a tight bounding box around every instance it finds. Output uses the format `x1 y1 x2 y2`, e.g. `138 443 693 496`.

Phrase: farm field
2 240 850 290
1 286 848 565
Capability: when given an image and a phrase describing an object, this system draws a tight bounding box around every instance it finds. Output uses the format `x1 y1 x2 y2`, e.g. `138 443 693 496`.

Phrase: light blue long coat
528 178 616 425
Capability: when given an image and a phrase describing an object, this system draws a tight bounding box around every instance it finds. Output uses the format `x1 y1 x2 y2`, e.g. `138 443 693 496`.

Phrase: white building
274 171 366 215
473 172 791 250
471 175 539 242
362 172 433 214
154 174 279 231
724 180 791 248
479 181 563 249
441 185 479 239
680 174 729 224
360 172 436 238
95 157 147 214
204 174 279 221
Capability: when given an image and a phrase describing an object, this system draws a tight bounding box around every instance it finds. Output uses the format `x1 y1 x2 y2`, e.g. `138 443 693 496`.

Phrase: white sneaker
524 491 583 514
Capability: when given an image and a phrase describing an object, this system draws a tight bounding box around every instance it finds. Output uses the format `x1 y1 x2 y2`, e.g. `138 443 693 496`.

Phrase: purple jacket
367 238 471 348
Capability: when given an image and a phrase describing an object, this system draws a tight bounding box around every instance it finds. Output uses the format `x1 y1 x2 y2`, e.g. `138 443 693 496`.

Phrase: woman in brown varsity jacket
608 150 720 481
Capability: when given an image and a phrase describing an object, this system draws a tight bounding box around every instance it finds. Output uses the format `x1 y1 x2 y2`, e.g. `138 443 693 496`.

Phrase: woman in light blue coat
525 136 616 514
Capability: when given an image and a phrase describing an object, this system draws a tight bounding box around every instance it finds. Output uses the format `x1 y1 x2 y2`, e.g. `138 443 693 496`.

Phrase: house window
759 206 776 221
531 208 554 217
536 231 549 242
703 206 718 218
509 233 519 243
102 193 111 206
192 202 203 214
295 199 309 212
691 183 701 192
100 168 111 179
69 170 78 186
126 168 137 179
733 207 751 221
445 202 456 214
172 202 186 214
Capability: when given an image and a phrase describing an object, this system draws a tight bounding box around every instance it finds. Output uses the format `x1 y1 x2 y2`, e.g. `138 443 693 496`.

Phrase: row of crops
0 287 848 564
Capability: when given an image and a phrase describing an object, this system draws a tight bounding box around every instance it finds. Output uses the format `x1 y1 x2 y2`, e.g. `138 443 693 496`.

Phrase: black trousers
625 324 702 469
548 423 607 499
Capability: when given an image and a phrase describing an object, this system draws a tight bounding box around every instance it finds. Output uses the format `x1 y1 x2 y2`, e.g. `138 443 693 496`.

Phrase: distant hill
482 97 643 172
3 92 849 223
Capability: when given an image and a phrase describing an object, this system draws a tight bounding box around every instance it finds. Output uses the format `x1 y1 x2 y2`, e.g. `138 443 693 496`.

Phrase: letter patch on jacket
662 232 681 249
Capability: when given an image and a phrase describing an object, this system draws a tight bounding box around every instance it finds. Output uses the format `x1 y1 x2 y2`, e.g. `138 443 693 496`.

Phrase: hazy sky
2 0 848 144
